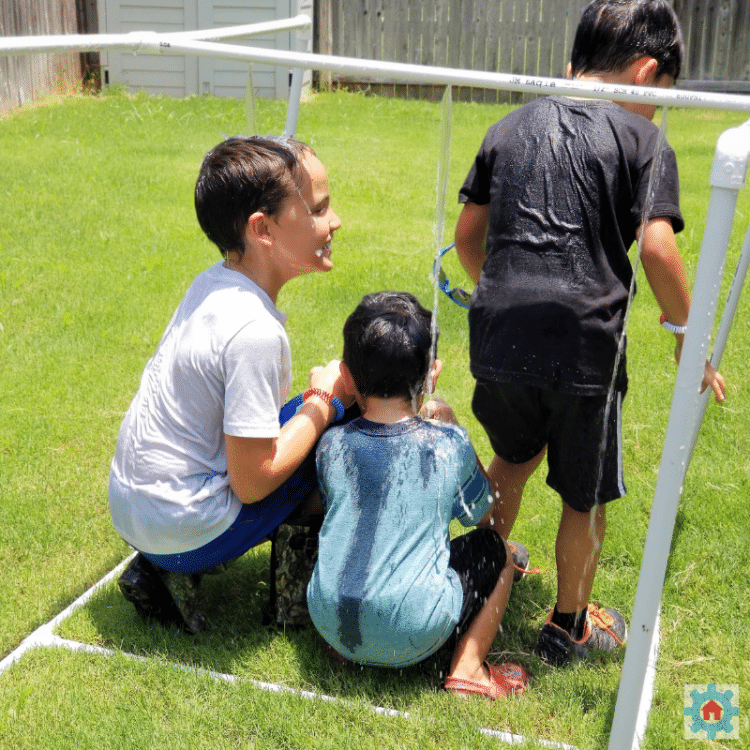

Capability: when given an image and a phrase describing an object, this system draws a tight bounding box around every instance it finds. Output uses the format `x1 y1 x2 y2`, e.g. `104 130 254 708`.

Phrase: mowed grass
0 89 748 749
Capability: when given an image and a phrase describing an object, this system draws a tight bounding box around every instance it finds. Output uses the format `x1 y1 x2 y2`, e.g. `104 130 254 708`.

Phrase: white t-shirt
109 262 292 554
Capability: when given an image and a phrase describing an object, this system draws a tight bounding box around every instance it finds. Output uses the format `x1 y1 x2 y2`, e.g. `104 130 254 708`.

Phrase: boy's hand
420 397 460 425
673 344 727 403
701 360 727 403
309 360 355 408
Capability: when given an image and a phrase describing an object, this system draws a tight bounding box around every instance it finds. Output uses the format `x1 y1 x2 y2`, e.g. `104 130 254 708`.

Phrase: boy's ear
339 361 357 396
246 211 273 247
565 62 573 80
425 358 443 393
633 56 659 86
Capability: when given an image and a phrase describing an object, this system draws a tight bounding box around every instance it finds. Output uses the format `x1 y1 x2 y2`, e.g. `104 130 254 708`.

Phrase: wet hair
343 291 437 401
570 0 683 81
194 136 313 258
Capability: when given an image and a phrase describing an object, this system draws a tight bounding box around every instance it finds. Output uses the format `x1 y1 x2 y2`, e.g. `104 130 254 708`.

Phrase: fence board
406 0 421 65
0 0 82 113
433 0 450 67
737 0 750 80
712 0 734 80
482 0 504 102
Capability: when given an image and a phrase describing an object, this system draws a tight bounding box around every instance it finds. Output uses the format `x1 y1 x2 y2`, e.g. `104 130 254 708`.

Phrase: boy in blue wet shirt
307 292 528 700
454 0 726 666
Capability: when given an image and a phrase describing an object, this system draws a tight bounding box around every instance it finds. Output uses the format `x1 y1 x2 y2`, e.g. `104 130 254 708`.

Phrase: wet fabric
459 96 682 396
472 378 626 511
141 392 317 574
141 447 316 573
438 528 508 657
308 416 491 668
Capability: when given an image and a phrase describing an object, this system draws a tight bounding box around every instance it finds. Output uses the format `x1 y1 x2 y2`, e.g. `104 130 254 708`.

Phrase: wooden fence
0 0 98 113
316 0 750 102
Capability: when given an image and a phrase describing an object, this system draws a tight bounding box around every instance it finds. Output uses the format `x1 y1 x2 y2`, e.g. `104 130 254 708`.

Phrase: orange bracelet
303 388 345 421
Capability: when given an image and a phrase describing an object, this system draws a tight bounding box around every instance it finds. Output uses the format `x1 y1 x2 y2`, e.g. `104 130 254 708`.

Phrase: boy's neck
360 394 421 424
224 253 282 304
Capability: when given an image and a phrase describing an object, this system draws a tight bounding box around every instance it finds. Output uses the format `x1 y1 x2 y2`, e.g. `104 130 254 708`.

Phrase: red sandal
444 661 529 700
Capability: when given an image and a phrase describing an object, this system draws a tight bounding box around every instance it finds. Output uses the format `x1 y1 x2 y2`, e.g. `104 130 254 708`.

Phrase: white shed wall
97 0 310 99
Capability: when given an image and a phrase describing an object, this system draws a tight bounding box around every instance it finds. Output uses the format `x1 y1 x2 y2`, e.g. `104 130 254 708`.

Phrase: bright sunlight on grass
1 89 748 749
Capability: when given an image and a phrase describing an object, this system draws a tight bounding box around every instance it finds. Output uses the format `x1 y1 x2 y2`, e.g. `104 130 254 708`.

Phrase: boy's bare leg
555 501 606 616
483 449 546 538
448 544 514 686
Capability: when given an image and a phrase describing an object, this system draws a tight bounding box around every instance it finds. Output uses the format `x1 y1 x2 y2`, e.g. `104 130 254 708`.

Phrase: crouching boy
307 291 528 699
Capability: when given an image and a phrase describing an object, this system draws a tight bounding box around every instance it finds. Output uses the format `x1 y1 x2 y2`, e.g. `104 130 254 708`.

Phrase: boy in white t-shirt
110 136 351 632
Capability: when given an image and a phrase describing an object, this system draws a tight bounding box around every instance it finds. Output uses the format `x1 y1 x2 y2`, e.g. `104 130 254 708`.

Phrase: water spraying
592 109 673 535
427 86 453 398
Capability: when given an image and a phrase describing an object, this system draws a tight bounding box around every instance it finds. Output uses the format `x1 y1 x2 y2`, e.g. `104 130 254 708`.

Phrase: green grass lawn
0 88 748 749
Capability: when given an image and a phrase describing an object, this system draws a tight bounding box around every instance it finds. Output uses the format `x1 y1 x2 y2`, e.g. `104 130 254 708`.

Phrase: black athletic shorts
438 527 508 657
472 379 627 512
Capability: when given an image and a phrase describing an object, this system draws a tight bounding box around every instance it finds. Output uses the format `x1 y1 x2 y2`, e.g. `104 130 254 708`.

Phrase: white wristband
660 314 687 335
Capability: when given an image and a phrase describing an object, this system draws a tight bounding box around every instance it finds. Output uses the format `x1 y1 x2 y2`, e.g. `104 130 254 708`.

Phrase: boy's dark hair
343 292 437 401
570 0 683 81
194 136 312 258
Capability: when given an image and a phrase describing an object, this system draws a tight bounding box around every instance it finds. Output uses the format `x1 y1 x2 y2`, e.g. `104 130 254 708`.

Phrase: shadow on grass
76 543 623 723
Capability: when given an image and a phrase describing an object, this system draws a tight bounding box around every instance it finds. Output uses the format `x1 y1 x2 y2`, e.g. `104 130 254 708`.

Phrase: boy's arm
421 397 494 525
639 217 726 403
455 202 490 284
226 359 351 503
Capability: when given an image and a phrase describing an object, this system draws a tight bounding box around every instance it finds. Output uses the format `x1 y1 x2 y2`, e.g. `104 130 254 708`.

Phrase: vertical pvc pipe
284 65 304 138
283 26 309 138
708 216 750 372
608 121 750 750
683 117 750 443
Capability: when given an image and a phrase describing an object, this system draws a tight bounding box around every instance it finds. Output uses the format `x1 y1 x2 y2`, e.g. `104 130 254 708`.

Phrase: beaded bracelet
660 313 687 335
303 388 346 422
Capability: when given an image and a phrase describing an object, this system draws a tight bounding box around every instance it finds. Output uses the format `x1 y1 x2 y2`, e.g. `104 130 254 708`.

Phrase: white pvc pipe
0 16 311 54
173 15 312 42
667 119 750 488
126 39 750 114
702 119 750 370
3 31 750 113
284 30 309 138
608 121 750 750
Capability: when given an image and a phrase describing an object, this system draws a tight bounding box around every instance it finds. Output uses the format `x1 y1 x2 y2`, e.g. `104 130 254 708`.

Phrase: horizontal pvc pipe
0 16 311 54
127 39 750 113
2 30 750 113
174 15 311 42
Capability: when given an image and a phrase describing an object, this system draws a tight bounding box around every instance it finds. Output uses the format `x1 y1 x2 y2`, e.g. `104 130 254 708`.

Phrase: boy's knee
500 537 514 573
473 526 511 571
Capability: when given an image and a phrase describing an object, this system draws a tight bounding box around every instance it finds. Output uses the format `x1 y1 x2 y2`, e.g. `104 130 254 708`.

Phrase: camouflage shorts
157 568 208 634
273 523 320 628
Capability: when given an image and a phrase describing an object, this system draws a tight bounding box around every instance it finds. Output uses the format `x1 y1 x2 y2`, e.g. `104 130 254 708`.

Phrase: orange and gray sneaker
535 605 627 666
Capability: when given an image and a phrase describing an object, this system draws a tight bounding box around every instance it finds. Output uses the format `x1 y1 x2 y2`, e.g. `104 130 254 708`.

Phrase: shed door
99 0 294 100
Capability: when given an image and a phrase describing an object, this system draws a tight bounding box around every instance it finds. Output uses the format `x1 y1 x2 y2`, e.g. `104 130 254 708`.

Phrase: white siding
97 0 305 99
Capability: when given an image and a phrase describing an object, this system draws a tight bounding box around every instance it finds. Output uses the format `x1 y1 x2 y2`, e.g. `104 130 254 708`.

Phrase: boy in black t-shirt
454 0 726 666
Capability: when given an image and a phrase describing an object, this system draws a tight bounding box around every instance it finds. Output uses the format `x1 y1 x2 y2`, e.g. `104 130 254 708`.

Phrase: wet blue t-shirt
307 416 491 667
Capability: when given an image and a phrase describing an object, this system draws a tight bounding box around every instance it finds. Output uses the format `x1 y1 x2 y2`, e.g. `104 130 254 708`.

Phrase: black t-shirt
459 96 683 396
